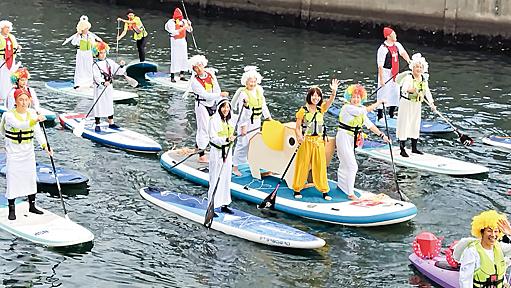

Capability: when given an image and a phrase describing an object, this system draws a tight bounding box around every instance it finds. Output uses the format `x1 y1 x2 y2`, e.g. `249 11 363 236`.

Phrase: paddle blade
203 201 215 228
398 190 410 202
73 121 86 137
460 134 474 146
257 186 278 209
124 75 139 87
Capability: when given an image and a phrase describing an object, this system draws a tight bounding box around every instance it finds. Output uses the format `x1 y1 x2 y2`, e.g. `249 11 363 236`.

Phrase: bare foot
261 171 273 177
348 194 359 201
198 155 208 163
232 167 242 176
304 183 315 189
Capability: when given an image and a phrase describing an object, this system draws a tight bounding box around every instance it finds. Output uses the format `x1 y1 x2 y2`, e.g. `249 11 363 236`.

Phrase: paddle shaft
84 64 123 118
40 122 69 217
181 0 199 50
424 99 473 145
116 20 120 60
204 104 245 228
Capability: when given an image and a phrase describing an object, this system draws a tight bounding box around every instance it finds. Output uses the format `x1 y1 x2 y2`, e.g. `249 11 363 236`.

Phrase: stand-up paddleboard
482 135 511 150
328 105 453 134
45 81 138 102
357 140 489 175
145 72 189 91
0 196 94 247
160 150 417 227
0 153 88 186
0 106 57 122
126 61 158 79
140 187 326 249
59 112 162 153
409 253 459 288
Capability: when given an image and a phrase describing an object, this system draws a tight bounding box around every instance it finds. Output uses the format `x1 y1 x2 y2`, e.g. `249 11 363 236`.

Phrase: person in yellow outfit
292 79 339 201
117 9 148 62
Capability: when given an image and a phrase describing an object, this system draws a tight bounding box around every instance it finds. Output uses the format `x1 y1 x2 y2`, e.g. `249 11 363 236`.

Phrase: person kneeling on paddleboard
91 41 126 132
396 53 437 157
7 67 42 113
455 210 511 288
0 88 50 220
189 55 229 163
208 98 236 216
336 84 389 200
292 79 339 201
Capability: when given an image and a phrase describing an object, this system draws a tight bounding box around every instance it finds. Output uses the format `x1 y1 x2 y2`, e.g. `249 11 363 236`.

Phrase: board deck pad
45 81 138 102
145 72 190 91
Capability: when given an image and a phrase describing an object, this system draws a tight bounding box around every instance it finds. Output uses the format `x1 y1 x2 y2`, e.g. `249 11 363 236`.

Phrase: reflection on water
0 0 510 286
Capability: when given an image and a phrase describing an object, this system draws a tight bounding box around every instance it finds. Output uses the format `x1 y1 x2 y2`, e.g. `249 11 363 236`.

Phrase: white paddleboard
482 136 511 151
0 199 94 247
59 112 162 153
357 140 489 175
45 81 138 102
145 72 190 91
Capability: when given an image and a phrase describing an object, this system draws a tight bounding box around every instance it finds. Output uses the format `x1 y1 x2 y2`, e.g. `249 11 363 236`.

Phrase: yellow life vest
472 241 506 288
79 34 94 51
243 87 263 123
338 104 364 136
301 106 324 137
4 109 38 144
210 120 234 160
125 17 148 40
406 78 427 102
0 34 18 57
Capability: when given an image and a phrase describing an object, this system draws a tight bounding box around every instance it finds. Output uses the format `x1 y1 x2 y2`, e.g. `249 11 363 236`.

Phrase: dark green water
0 0 510 287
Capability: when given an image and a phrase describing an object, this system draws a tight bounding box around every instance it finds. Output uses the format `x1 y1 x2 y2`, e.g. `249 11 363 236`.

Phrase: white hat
0 20 13 33
76 15 91 33
241 66 262 86
189 55 208 68
409 53 429 73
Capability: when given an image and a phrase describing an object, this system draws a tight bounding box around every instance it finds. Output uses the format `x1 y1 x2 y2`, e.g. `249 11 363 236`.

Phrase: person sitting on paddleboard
232 66 272 177
376 27 410 121
117 9 148 62
0 20 21 104
292 79 339 201
165 8 192 82
0 88 50 220
336 84 389 200
91 41 126 132
455 210 511 288
7 67 41 113
189 55 228 163
396 53 437 157
208 98 236 216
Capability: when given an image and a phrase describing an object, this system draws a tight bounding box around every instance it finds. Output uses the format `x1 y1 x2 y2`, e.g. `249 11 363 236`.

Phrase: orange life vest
173 20 186 39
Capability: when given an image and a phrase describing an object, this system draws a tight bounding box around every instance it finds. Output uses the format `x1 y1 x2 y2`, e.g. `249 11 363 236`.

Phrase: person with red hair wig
165 7 193 82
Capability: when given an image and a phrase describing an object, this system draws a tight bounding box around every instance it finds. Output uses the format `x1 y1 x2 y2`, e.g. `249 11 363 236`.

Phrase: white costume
7 87 40 112
376 41 405 107
232 85 270 167
335 104 374 196
207 112 235 208
164 19 191 74
69 32 101 87
92 58 126 117
0 108 46 199
191 71 222 150
0 31 18 103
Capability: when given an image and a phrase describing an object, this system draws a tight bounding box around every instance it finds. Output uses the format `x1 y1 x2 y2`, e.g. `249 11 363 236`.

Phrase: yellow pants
292 135 329 193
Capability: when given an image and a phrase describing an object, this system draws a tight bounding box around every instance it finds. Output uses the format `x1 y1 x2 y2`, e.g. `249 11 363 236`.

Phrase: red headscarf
13 88 31 101
173 8 183 20
383 27 394 38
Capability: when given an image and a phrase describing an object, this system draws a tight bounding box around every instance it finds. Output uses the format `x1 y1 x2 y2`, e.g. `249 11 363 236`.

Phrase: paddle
381 103 409 202
116 19 120 60
426 101 473 146
181 0 199 51
40 122 69 220
73 65 123 136
203 104 245 228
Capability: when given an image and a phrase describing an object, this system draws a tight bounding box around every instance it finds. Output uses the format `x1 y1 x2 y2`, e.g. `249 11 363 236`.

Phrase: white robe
396 74 434 140
376 41 405 108
164 19 191 74
207 113 235 208
6 87 40 112
1 109 46 199
191 73 222 150
0 35 17 104
232 85 271 166
92 58 126 118
335 104 374 196
70 32 101 87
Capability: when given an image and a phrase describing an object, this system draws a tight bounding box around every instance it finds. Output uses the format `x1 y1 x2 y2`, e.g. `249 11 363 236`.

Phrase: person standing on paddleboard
232 66 272 177
336 84 389 200
0 89 50 220
6 67 41 112
117 9 148 62
91 41 126 132
0 20 21 104
292 79 339 201
376 27 410 121
189 55 228 163
165 8 192 82
62 15 102 89
396 53 437 157
208 98 236 216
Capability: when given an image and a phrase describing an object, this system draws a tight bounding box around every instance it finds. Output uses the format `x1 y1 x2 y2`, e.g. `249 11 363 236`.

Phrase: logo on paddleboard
34 230 49 236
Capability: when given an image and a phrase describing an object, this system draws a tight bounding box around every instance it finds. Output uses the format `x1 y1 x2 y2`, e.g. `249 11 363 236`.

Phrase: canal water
0 0 510 287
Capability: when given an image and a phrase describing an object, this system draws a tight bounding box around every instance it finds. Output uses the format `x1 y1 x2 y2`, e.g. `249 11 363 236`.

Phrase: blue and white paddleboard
45 81 138 102
145 72 189 91
0 153 88 186
0 196 94 247
160 150 417 227
140 186 325 249
357 140 489 175
126 61 158 79
482 135 511 150
0 106 56 122
59 112 162 153
328 106 453 134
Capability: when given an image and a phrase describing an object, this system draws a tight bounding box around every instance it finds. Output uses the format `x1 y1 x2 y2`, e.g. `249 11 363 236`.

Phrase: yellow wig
471 210 507 239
